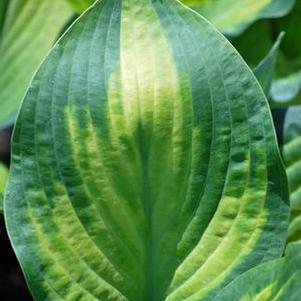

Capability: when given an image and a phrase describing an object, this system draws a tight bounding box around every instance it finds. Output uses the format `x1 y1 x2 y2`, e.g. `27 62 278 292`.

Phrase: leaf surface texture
5 0 289 300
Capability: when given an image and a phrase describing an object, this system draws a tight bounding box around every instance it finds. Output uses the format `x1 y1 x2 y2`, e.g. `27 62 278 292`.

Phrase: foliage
4 0 290 300
232 0 301 108
283 106 301 244
212 242 301 301
182 0 295 36
0 0 74 130
1 0 301 300
253 32 284 95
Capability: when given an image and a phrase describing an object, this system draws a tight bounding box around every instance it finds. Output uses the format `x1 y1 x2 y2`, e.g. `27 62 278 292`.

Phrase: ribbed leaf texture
212 242 301 301
5 0 289 300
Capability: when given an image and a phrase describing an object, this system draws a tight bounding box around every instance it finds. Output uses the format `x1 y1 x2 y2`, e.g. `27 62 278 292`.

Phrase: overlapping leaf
233 1 301 108
0 0 74 129
270 1 301 107
63 0 295 37
212 242 301 301
181 0 295 36
253 32 284 95
283 106 301 243
5 0 289 300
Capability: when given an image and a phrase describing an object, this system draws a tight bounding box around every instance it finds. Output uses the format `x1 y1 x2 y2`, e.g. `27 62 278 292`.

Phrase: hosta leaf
0 162 8 211
0 0 74 129
181 0 295 36
283 105 301 243
253 32 284 95
5 0 289 300
212 242 301 301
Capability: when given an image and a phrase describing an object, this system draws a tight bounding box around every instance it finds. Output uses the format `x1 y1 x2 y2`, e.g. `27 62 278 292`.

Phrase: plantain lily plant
2 0 301 300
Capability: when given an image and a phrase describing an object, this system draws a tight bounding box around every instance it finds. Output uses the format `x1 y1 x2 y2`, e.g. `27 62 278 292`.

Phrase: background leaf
212 242 301 301
253 32 284 95
0 0 9 33
5 0 289 300
0 162 8 212
269 0 301 107
181 0 295 36
233 1 301 108
283 105 301 243
61 0 295 37
0 0 74 130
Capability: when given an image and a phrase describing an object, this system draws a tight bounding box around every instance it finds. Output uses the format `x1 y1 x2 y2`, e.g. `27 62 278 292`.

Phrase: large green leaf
212 242 301 301
5 0 289 300
0 0 74 129
0 162 8 211
283 105 301 243
182 0 295 36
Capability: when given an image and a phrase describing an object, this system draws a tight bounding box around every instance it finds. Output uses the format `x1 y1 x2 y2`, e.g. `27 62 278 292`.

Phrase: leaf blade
5 0 289 300
212 242 301 301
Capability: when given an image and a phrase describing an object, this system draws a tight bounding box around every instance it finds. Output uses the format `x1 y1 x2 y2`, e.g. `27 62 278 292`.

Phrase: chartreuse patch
212 242 301 301
5 0 289 300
